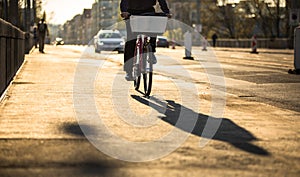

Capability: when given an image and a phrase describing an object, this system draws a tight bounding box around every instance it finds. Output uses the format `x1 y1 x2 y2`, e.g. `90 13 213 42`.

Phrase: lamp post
8 0 19 26
196 0 200 25
2 0 8 20
289 0 300 48
97 0 100 30
26 0 31 32
193 0 201 33
33 0 37 24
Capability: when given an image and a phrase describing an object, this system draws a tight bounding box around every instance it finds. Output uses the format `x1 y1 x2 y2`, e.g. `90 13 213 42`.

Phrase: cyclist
120 0 171 81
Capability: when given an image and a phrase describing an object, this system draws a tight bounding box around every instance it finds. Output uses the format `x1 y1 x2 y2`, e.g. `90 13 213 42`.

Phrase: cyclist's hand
166 13 172 18
121 12 130 19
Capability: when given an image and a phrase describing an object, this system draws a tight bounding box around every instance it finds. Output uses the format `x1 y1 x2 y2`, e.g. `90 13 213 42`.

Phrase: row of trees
215 0 288 38
174 0 299 39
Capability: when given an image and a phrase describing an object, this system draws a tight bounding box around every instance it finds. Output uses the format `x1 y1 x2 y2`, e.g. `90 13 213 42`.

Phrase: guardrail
212 38 290 49
174 36 291 49
0 18 30 97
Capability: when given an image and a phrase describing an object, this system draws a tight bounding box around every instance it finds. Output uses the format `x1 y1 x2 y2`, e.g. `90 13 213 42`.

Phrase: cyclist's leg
124 40 135 73
150 37 157 53
124 19 136 80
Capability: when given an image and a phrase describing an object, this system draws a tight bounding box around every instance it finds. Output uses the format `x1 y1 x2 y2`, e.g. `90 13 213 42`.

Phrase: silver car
94 30 125 53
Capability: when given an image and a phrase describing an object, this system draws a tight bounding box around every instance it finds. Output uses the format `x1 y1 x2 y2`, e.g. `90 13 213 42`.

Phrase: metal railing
213 38 291 49
0 18 27 96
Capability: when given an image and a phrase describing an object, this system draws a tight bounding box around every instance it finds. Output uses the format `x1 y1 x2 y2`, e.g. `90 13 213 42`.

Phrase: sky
42 0 95 25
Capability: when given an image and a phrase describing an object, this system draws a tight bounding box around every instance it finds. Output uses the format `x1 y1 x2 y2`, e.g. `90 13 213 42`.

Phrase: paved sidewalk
0 45 85 139
0 45 299 177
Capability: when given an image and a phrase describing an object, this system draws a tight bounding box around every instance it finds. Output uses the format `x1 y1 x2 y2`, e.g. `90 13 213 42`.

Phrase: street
0 45 299 176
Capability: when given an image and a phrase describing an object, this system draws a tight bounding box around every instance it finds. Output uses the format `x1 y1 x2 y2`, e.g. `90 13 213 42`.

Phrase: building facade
62 0 120 44
91 0 119 36
62 9 92 44
60 0 291 44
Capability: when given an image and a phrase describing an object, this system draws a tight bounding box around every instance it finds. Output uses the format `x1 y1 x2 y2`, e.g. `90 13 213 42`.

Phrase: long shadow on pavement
63 122 98 137
59 122 128 176
131 95 270 156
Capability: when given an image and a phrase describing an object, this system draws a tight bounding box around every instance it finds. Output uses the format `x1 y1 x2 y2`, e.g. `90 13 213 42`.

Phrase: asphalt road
0 45 299 177
212 48 300 112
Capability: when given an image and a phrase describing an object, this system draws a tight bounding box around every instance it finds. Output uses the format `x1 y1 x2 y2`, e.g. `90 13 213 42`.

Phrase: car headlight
120 41 125 46
98 41 104 45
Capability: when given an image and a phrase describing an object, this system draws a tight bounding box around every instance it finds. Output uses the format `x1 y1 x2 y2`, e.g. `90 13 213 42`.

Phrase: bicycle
129 13 168 97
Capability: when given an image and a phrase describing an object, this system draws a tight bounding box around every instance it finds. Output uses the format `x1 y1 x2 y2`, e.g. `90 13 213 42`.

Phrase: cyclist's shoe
125 72 134 81
151 53 157 64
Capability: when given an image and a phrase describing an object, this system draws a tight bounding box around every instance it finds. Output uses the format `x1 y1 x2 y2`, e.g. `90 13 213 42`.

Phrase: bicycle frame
129 14 168 96
133 34 151 78
133 34 153 96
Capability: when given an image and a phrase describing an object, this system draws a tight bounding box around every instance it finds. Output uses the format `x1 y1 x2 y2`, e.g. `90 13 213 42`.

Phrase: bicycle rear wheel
134 74 141 90
143 72 152 96
133 38 142 91
142 44 153 96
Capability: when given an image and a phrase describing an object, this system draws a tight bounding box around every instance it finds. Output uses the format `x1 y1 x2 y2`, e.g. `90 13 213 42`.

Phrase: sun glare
42 0 95 24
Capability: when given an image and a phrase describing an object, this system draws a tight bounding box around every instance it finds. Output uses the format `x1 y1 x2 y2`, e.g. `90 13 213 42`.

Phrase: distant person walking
33 25 38 48
212 33 218 47
37 19 49 53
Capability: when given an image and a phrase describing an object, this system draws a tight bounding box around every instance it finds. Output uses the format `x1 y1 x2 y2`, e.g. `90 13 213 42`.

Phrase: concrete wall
0 18 29 97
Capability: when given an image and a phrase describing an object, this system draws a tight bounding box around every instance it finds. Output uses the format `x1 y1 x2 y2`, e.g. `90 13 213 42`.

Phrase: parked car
54 37 64 45
94 30 125 53
156 36 169 48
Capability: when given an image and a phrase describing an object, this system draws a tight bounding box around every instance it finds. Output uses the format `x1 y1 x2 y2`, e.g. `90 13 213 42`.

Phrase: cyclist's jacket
120 0 170 14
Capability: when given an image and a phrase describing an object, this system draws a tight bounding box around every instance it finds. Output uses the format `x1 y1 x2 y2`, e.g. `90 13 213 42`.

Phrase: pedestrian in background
37 19 49 53
202 36 208 51
212 33 218 47
33 25 38 48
